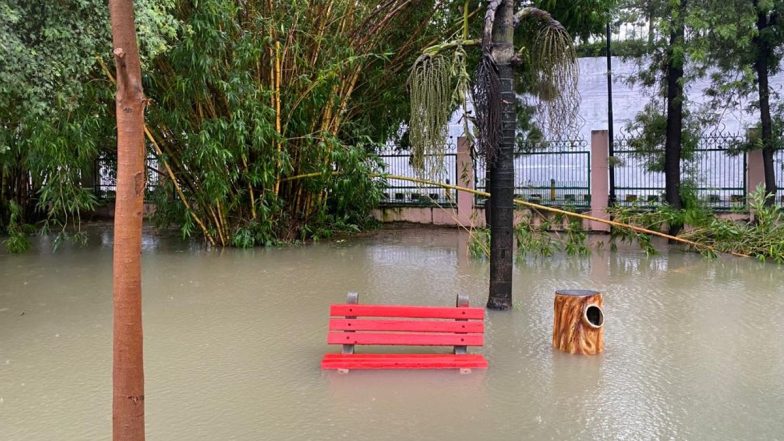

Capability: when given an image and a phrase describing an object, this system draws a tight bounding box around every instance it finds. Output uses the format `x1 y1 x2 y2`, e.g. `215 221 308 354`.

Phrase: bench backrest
327 296 485 349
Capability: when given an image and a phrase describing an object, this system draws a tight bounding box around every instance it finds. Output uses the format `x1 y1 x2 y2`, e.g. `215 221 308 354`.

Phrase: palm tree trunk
109 0 146 439
487 0 515 310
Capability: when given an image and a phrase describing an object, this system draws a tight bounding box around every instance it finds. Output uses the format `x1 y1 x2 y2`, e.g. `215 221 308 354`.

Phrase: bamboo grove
0 0 461 249
144 1 456 247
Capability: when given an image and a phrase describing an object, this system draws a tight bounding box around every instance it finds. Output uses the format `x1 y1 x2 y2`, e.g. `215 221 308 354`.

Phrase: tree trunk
753 4 778 205
487 0 515 310
647 0 655 48
664 0 685 235
109 0 146 440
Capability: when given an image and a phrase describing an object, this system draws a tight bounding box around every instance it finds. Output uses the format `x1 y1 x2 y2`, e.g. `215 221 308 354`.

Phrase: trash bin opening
584 304 603 328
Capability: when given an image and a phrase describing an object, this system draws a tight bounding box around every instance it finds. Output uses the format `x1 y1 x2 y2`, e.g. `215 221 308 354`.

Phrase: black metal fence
613 132 748 210
90 135 781 211
474 139 591 208
93 155 160 200
377 137 458 206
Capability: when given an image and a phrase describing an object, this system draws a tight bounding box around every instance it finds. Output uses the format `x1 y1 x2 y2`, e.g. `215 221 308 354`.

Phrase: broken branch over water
282 171 749 258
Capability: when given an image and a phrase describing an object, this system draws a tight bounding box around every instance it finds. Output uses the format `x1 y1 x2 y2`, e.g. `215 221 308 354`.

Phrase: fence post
746 130 765 198
590 130 611 232
456 137 475 226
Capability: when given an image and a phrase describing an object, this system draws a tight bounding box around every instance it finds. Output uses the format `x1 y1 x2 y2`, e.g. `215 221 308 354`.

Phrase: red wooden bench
321 293 488 373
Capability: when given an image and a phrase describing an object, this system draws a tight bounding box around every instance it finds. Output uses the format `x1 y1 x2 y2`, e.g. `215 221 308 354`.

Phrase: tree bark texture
109 0 146 440
753 3 778 205
487 0 515 310
552 290 604 355
664 0 686 224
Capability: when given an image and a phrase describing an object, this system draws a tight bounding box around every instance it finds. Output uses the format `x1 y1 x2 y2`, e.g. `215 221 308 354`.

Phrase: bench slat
329 318 484 333
327 331 483 346
330 304 484 320
321 353 488 370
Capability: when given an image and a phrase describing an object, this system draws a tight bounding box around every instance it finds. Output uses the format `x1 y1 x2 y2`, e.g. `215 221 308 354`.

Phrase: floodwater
1 225 783 440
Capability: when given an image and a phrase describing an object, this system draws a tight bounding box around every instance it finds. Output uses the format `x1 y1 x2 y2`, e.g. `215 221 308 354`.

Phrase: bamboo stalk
339 0 355 35
382 174 749 258
241 153 257 220
216 200 229 242
98 55 216 246
209 206 226 247
364 0 414 43
310 0 334 66
463 0 469 40
144 127 216 246
273 39 283 196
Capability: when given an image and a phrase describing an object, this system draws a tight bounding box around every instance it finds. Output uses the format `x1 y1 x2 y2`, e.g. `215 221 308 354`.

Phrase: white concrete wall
445 56 784 143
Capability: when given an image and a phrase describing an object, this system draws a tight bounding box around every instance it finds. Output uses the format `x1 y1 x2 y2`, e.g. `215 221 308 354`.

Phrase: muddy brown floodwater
1 225 784 440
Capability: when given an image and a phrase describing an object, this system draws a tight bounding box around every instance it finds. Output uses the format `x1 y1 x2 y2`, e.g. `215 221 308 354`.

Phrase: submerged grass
469 187 784 263
469 207 590 259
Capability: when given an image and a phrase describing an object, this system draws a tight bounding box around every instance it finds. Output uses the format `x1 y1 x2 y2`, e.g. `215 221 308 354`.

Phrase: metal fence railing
90 136 778 211
93 155 160 200
377 137 458 206
613 132 747 210
776 149 784 205
474 139 591 209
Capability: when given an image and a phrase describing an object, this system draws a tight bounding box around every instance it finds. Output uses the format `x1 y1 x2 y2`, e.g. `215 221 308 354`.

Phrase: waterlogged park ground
2 225 784 440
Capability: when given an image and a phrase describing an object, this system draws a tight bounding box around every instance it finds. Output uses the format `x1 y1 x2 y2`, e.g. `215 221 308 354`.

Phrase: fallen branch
281 171 749 258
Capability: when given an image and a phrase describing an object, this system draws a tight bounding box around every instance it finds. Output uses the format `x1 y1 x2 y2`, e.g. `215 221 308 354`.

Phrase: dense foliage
143 1 462 247
614 0 784 207
609 187 784 262
0 0 179 249
469 211 590 259
1 0 457 250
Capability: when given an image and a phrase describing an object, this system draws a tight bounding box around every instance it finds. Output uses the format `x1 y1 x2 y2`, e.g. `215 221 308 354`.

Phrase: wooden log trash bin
552 289 604 355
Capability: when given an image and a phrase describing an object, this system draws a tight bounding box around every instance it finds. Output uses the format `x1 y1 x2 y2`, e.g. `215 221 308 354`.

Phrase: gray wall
446 56 784 143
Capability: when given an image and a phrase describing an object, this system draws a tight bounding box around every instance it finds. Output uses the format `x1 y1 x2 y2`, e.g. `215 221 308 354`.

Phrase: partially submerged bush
469 208 589 259
2 201 31 253
609 186 784 263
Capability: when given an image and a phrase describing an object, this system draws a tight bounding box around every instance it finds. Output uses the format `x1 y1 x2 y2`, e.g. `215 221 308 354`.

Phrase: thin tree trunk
754 3 778 205
664 0 685 235
487 0 515 310
109 0 146 440
647 0 655 48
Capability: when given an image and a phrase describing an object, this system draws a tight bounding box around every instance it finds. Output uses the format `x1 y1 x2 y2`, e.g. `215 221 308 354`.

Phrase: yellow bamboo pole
383 174 749 258
240 153 256 220
99 55 216 246
144 127 215 246
273 40 283 196
209 206 226 247
216 199 229 242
